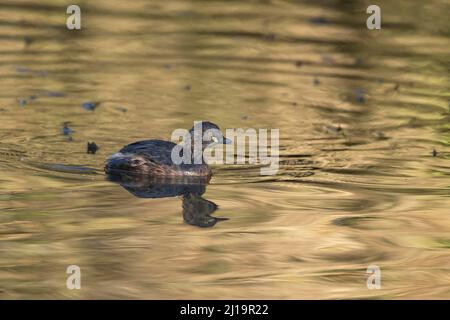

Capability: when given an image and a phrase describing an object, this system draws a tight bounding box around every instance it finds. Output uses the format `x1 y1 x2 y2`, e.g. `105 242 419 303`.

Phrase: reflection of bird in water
106 173 228 228
182 194 228 228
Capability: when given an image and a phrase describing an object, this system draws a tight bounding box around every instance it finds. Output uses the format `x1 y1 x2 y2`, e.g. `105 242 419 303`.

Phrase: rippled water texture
0 0 449 299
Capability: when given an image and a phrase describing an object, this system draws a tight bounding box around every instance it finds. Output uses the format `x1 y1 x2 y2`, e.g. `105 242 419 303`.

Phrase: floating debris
184 85 192 91
163 64 172 69
17 98 27 107
240 115 248 120
313 78 320 86
116 106 128 113
432 149 438 157
82 101 99 111
353 57 363 67
354 88 367 103
295 61 303 67
17 95 37 106
323 124 342 134
394 83 400 91
62 122 73 136
309 17 329 25
87 142 99 154
291 102 298 106
24 36 33 47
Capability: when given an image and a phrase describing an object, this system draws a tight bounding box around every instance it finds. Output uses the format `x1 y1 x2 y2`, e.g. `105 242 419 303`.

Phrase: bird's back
119 140 177 165
105 139 211 177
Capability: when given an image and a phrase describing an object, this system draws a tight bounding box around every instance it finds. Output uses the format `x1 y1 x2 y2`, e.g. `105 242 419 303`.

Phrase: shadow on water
106 172 228 228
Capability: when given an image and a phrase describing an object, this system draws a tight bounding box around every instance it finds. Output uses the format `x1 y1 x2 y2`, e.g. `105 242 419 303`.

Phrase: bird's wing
118 140 178 165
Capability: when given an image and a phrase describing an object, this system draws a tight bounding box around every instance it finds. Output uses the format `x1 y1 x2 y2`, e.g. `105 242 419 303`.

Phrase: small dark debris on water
394 83 400 91
82 101 99 111
240 115 248 120
163 64 172 69
87 142 99 154
324 124 342 134
17 95 37 106
313 78 320 86
432 149 438 157
184 85 192 91
354 88 366 103
62 122 73 136
17 98 27 107
116 106 128 113
356 95 365 103
291 102 298 106
353 57 363 67
309 16 329 25
295 61 303 68
24 36 33 47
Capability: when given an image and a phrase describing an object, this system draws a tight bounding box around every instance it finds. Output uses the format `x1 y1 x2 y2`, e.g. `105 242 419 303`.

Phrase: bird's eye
212 136 219 143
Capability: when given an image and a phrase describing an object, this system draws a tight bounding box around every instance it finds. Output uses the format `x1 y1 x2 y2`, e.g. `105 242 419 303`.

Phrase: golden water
0 0 449 299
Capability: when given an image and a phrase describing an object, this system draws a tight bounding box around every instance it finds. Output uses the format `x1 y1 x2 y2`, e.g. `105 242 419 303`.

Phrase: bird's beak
223 137 232 144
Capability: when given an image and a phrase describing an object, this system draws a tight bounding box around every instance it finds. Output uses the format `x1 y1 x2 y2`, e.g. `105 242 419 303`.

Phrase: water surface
0 0 449 299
